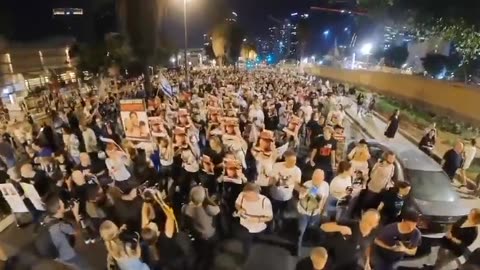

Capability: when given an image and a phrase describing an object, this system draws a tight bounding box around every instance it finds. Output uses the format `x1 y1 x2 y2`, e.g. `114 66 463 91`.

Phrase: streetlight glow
170 57 176 63
360 43 373 55
323 30 330 36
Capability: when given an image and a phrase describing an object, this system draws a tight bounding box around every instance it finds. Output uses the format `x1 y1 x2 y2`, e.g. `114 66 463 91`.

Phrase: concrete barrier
306 66 480 125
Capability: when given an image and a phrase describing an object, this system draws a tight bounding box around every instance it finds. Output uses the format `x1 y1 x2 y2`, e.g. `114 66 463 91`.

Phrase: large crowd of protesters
0 67 477 270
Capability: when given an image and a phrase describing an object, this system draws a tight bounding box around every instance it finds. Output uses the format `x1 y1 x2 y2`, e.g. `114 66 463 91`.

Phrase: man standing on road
269 150 302 232
442 141 464 181
321 209 380 270
297 169 330 256
362 152 396 210
309 126 337 183
372 211 422 270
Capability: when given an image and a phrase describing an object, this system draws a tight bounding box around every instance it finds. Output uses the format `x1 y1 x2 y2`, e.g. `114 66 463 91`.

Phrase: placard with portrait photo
120 99 151 141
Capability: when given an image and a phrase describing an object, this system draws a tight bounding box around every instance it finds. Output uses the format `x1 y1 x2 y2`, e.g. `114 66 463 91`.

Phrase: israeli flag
159 73 173 98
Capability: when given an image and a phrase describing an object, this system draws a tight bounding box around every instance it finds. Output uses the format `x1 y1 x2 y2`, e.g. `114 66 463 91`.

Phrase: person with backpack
182 186 220 270
36 193 92 270
234 183 273 257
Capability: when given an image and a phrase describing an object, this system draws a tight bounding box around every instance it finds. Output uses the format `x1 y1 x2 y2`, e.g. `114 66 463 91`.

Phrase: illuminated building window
53 8 83 16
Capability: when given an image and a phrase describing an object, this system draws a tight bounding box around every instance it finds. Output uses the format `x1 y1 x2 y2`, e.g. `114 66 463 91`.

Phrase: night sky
165 0 315 47
0 0 342 48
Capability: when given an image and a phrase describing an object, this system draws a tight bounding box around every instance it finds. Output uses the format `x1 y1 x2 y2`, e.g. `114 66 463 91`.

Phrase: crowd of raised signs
0 67 478 270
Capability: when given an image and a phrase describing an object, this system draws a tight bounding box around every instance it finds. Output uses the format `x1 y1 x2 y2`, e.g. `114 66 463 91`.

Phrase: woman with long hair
347 139 371 179
158 136 174 192
100 220 150 270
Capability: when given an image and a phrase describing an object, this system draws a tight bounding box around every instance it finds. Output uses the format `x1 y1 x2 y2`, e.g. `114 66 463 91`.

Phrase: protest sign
120 99 151 141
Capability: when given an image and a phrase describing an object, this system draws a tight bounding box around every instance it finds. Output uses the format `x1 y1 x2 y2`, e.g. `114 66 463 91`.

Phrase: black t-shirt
157 233 191 270
307 120 323 141
464 248 480 266
203 148 224 166
72 183 97 215
441 216 478 256
22 170 55 198
442 149 463 179
325 221 376 269
112 197 143 233
312 136 337 167
379 189 406 222
75 160 107 176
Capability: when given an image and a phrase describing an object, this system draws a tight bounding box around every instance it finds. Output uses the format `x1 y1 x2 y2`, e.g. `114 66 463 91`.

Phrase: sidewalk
343 103 414 146
344 101 480 268
345 100 480 196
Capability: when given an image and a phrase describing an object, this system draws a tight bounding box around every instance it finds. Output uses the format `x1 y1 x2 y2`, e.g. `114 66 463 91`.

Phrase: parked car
347 139 471 236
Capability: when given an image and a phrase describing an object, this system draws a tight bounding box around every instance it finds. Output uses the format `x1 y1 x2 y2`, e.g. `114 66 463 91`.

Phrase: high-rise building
52 0 116 42
383 25 418 50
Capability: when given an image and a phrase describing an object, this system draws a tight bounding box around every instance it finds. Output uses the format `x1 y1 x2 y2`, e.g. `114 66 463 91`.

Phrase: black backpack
34 218 62 259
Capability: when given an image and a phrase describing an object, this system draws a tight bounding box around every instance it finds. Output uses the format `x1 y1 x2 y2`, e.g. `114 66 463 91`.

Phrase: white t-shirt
368 163 395 193
301 105 313 122
255 158 274 187
329 174 352 200
269 162 302 201
297 180 329 216
463 145 477 169
181 149 199 173
248 108 264 125
106 157 131 182
235 192 273 233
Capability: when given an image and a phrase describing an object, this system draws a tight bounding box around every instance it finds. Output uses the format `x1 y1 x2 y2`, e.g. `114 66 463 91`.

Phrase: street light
323 30 330 36
360 43 373 55
181 0 190 90
360 43 373 66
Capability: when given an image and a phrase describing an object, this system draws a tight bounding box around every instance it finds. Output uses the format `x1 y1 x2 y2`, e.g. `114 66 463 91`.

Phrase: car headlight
417 215 429 229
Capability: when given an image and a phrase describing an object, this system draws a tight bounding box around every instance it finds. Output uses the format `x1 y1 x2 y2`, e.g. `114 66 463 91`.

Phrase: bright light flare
360 43 373 55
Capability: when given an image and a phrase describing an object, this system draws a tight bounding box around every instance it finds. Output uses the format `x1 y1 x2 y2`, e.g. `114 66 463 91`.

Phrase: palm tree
226 23 245 69
212 23 229 67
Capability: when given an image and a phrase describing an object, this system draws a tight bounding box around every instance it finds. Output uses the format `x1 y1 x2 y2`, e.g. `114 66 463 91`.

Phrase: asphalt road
0 117 476 270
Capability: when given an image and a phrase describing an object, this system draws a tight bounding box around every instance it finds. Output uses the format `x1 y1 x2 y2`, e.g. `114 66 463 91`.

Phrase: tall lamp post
360 43 373 67
182 0 189 91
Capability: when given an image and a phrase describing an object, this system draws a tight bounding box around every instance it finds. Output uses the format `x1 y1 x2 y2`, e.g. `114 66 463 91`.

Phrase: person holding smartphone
372 211 422 270
297 169 330 256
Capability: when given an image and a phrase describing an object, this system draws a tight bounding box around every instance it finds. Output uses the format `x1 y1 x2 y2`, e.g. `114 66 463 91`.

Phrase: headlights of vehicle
417 215 429 229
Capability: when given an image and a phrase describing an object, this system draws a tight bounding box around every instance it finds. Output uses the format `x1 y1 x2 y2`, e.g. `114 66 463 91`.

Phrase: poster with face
201 155 215 175
208 106 222 126
147 96 162 112
222 117 239 136
148 117 169 137
173 127 188 150
253 130 275 158
177 108 190 128
120 99 151 141
223 158 242 182
283 115 302 137
0 183 29 213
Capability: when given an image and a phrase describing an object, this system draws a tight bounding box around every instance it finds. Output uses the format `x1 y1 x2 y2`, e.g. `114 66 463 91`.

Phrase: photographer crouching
34 193 92 270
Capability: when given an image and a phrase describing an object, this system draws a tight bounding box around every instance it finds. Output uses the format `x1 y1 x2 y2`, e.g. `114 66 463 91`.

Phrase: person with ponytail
100 220 150 270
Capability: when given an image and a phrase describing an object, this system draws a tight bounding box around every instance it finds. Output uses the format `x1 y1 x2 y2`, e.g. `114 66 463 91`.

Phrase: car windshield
405 169 459 202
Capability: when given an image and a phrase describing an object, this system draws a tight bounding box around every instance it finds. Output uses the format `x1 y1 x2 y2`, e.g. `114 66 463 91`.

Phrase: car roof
364 139 443 172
